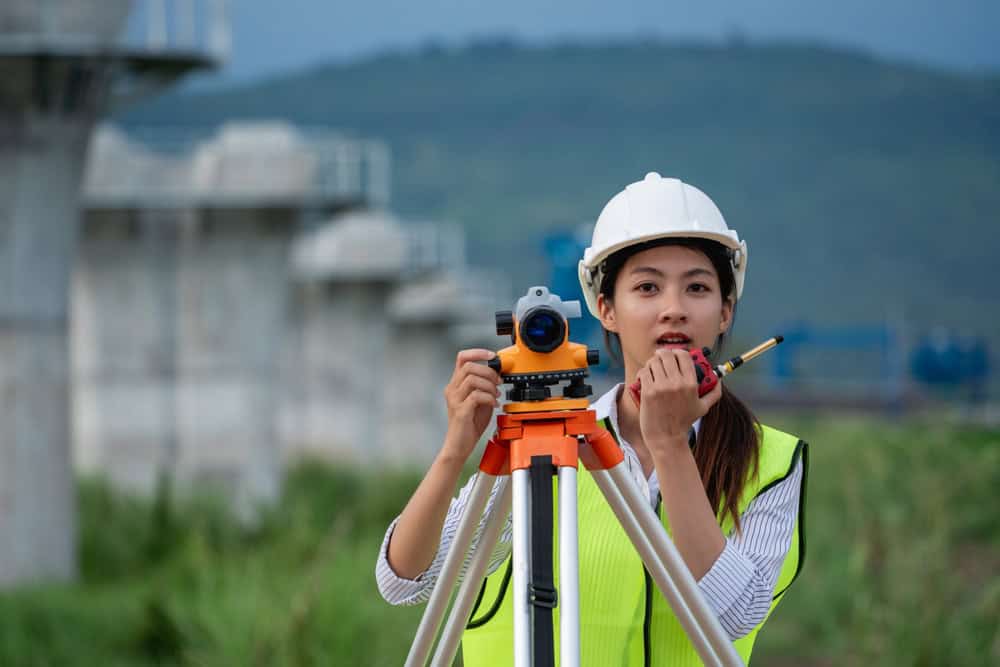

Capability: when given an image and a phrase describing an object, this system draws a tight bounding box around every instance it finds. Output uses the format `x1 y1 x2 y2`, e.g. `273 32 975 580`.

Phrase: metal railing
83 123 391 209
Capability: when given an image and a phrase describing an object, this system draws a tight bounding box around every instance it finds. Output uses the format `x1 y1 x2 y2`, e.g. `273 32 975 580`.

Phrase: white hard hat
577 172 748 319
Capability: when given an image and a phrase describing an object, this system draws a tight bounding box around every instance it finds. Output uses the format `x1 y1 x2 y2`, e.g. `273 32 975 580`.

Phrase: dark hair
599 237 760 532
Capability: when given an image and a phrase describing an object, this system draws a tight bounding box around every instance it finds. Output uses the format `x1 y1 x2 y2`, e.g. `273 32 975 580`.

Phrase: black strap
530 455 556 667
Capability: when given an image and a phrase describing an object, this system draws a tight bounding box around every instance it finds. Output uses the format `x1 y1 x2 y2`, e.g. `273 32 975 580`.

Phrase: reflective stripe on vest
461 421 808 666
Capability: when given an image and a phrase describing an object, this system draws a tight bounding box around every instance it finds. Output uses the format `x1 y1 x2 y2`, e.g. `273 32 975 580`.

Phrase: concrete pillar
72 208 183 494
0 116 95 584
0 5 126 580
173 209 291 512
1 0 214 585
286 281 392 463
283 210 406 464
380 319 454 466
380 274 500 468
74 206 293 514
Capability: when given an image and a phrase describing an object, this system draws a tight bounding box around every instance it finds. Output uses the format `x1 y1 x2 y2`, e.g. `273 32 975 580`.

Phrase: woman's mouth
656 333 691 349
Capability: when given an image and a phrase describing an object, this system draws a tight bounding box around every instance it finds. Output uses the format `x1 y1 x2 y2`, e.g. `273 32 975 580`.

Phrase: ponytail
695 384 760 533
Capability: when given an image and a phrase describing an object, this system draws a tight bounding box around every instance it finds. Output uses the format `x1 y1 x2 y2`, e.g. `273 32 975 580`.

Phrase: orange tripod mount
477 404 623 479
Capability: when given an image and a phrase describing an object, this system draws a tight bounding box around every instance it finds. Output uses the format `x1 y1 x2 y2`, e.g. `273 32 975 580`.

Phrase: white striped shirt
375 384 804 640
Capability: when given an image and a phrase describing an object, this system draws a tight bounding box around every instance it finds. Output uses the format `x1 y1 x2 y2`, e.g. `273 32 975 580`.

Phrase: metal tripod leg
430 478 512 667
511 468 532 666
405 471 498 667
558 465 580 667
604 462 744 667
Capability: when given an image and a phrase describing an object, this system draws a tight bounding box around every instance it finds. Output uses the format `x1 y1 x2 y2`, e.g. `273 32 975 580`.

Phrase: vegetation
119 39 1000 359
1 413 997 665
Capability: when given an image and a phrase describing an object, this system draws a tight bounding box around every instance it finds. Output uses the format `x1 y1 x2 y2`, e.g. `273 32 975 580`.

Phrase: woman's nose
658 291 688 321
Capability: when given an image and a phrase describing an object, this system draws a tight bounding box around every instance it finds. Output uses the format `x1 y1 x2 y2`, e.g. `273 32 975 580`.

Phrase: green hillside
120 39 1000 357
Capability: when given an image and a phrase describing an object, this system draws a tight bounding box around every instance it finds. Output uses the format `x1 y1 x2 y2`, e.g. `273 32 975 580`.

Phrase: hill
119 39 1000 366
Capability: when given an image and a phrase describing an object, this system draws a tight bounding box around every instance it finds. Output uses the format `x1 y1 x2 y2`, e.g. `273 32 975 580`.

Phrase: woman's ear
597 293 618 333
719 297 734 335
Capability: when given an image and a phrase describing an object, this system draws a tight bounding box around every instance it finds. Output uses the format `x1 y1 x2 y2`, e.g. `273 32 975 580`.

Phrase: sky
178 0 999 88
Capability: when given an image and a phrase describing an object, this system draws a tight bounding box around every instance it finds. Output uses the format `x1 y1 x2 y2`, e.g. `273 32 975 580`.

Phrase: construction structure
75 120 506 493
0 1 224 585
75 122 390 511
284 212 505 466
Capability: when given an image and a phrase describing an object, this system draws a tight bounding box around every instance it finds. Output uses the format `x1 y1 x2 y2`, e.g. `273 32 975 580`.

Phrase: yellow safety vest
461 422 807 666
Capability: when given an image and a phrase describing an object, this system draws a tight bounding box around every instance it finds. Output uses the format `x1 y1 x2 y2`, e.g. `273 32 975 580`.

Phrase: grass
1 412 997 665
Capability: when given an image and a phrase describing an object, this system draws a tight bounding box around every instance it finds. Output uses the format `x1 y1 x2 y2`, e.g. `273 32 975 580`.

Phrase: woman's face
597 244 733 378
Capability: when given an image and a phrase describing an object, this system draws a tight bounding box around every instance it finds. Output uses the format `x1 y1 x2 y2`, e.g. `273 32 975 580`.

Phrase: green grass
1 413 997 665
753 412 1000 666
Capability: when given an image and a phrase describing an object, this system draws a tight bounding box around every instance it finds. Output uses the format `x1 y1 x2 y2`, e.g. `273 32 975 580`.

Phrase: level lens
520 308 565 353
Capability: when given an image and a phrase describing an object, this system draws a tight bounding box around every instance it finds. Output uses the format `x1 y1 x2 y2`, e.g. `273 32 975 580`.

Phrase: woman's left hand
636 349 723 452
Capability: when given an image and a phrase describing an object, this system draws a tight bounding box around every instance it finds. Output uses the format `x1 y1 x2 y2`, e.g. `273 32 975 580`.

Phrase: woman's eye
636 282 658 293
688 283 709 293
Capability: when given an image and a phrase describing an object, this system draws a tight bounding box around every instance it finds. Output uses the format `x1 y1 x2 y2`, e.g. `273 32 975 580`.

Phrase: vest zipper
642 566 653 667
643 493 663 666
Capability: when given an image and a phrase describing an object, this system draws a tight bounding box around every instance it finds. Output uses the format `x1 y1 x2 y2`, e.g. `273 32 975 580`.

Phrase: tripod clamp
529 584 558 609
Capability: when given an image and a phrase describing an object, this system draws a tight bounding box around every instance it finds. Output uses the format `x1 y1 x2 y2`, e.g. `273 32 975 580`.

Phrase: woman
376 173 808 665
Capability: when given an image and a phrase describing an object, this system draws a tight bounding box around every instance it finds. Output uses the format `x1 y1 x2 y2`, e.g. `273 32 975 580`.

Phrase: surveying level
405 287 775 667
488 286 600 406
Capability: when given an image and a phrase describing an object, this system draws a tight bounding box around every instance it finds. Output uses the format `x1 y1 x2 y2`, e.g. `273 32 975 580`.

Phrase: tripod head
488 286 600 411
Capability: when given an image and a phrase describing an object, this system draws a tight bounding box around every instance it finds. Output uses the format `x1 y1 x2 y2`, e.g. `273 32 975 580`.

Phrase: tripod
404 400 745 667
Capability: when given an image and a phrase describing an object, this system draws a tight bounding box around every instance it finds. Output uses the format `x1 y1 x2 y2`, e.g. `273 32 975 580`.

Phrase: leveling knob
495 311 514 336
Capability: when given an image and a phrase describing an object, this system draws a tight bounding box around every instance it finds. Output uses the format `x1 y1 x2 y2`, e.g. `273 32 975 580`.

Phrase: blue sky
183 0 998 87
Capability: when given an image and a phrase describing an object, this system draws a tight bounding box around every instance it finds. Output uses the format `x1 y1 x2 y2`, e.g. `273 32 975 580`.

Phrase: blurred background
0 1 997 665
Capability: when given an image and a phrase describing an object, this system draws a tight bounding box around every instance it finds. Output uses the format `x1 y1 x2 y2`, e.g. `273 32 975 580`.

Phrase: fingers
452 350 500 380
645 349 698 391
454 348 496 372
455 361 501 384
673 349 698 385
447 349 502 413
461 389 500 413
456 374 501 401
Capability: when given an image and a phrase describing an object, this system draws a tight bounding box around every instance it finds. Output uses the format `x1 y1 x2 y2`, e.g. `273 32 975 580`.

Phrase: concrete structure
283 211 507 467
380 273 505 465
0 1 219 586
75 123 389 511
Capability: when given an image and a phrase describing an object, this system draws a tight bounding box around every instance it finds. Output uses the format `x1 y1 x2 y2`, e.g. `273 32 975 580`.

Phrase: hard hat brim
582 229 743 269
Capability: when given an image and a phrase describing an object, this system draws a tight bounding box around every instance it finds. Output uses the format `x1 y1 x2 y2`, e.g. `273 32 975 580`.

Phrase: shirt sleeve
696 458 804 640
375 472 513 606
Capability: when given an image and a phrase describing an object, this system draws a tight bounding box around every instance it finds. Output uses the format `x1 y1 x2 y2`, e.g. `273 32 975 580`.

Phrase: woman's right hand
442 348 502 462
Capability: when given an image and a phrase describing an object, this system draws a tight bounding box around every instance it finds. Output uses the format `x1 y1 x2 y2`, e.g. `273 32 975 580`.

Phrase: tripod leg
512 468 533 667
405 471 498 667
605 464 745 667
430 478 512 667
558 464 580 667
